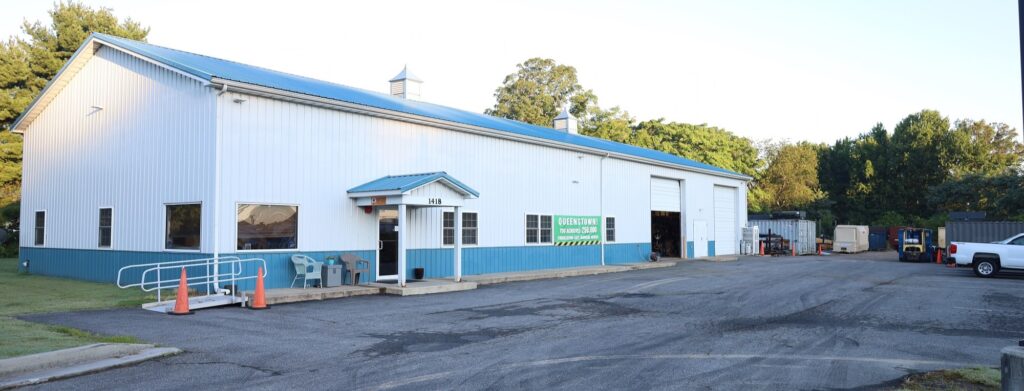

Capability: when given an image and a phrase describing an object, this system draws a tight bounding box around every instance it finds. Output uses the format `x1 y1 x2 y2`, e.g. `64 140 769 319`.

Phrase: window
540 215 552 243
443 211 477 245
606 217 616 242
165 203 201 250
237 204 298 250
1010 235 1024 246
34 211 44 246
442 211 455 246
98 208 112 248
526 214 552 244
525 215 538 244
461 212 478 245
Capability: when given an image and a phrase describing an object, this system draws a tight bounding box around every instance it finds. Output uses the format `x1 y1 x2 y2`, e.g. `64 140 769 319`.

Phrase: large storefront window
237 204 298 250
166 204 201 250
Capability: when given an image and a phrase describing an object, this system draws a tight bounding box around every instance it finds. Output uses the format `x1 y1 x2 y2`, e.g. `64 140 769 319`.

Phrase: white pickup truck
950 232 1024 277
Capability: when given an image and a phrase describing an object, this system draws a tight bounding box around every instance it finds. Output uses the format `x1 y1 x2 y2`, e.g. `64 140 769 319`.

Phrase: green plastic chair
290 255 323 288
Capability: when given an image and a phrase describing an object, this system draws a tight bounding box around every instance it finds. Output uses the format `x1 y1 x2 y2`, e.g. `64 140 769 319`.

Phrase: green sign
553 215 602 245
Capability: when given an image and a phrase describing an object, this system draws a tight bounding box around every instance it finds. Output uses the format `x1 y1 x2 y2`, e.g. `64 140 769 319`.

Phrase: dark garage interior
651 211 681 257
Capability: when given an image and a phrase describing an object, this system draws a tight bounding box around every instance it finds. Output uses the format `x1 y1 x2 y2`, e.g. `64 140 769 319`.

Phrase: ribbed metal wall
215 91 749 258
20 46 216 253
748 220 817 255
946 221 1024 244
17 45 749 285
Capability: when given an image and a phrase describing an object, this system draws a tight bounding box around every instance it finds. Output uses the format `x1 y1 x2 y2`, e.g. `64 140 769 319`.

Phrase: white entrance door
713 186 738 255
692 220 708 257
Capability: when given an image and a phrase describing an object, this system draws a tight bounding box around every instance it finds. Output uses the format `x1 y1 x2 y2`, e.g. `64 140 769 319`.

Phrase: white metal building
13 34 750 289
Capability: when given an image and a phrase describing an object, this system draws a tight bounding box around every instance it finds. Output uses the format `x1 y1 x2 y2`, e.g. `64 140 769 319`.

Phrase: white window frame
605 216 616 243
235 202 300 253
441 210 456 247
524 213 554 246
98 207 113 249
163 202 202 253
33 209 45 247
460 210 479 247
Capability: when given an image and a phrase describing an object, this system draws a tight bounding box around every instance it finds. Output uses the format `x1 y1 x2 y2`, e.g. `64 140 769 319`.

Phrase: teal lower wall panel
19 247 376 291
21 243 655 290
604 243 652 264
686 241 694 259
217 250 376 290
19 247 213 284
708 241 716 257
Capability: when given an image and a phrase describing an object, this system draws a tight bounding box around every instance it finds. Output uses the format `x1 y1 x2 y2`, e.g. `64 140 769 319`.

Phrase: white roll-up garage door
713 186 737 255
650 177 681 212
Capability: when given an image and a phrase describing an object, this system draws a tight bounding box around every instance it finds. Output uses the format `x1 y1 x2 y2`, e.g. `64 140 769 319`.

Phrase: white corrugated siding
20 46 215 252
215 90 748 254
713 186 738 255
21 51 749 259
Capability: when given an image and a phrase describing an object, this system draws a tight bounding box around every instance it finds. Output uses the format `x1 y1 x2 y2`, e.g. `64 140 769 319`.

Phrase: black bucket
413 267 425 280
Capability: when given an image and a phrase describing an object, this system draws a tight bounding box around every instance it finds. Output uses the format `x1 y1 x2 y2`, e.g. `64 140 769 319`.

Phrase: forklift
897 227 934 262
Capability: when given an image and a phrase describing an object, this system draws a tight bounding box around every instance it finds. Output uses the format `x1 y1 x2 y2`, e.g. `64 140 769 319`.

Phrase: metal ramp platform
118 256 267 313
141 294 247 313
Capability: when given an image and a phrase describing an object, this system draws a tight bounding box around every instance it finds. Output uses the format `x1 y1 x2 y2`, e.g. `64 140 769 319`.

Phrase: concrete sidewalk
0 343 180 390
463 261 677 286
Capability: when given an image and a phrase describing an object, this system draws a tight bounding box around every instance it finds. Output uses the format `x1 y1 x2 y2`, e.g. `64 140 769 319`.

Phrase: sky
1 0 1020 144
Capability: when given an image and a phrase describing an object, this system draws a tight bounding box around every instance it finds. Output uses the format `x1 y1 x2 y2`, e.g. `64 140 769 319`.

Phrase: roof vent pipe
389 65 422 100
553 106 578 134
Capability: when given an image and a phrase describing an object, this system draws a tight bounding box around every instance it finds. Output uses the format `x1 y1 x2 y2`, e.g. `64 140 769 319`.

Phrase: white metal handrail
117 256 268 302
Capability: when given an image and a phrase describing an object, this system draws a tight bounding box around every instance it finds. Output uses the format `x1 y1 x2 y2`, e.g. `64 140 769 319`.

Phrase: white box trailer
834 225 869 253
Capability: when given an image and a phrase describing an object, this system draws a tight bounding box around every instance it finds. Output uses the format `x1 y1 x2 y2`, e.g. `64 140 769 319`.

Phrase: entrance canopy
347 172 478 287
347 171 478 207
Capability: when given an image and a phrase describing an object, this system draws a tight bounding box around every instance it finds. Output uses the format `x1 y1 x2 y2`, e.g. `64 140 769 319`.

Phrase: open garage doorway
651 211 681 257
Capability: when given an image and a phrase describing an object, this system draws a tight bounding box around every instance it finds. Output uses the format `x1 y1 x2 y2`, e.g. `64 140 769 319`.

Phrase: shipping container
946 221 1024 244
834 225 869 253
748 219 817 255
868 232 887 251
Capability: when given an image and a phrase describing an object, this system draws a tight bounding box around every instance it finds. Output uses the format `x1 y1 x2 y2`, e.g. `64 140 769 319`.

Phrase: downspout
600 153 609 266
212 84 227 292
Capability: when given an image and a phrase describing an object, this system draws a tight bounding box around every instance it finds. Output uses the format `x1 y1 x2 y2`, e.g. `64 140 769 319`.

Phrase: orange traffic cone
250 267 269 310
935 248 943 264
817 244 822 256
169 267 193 315
758 242 764 256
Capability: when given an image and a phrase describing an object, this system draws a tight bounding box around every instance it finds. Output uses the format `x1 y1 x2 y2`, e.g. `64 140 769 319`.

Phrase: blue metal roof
36 33 747 179
348 172 480 197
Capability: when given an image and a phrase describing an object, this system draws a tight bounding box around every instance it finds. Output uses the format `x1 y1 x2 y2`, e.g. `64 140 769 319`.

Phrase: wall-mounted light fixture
233 98 247 104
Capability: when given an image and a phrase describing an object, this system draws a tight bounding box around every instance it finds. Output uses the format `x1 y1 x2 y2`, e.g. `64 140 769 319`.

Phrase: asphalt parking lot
22 252 1024 390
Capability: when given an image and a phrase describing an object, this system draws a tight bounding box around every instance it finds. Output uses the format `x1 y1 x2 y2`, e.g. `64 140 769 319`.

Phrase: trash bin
413 267 425 280
321 265 343 287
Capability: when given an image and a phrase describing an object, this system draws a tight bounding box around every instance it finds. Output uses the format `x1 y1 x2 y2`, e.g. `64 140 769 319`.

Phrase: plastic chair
340 254 370 285
290 255 323 288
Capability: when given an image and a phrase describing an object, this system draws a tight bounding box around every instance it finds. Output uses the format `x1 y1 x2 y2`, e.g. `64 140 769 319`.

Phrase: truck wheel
973 259 999 278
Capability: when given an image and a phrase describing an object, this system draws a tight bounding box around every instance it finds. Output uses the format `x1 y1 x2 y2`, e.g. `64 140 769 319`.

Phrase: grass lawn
894 367 1000 391
0 258 152 359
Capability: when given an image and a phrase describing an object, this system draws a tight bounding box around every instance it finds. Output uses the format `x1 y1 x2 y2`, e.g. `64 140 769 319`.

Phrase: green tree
757 141 823 211
889 110 950 218
0 2 147 206
943 120 1024 178
485 58 595 126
